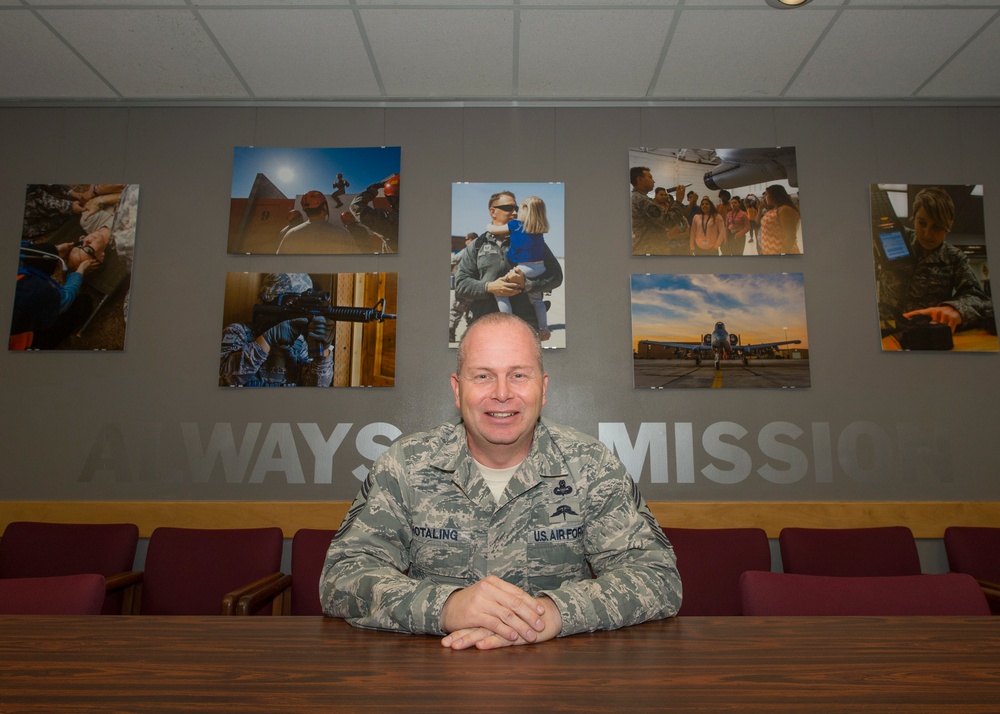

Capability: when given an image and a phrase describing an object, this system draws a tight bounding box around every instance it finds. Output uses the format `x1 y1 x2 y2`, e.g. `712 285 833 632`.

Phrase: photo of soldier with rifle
220 272 397 388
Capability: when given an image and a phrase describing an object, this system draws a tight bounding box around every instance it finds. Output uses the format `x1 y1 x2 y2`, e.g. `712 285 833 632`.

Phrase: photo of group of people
227 146 400 255
631 273 810 389
10 182 140 351
871 183 997 352
449 183 566 348
220 272 397 388
629 147 801 257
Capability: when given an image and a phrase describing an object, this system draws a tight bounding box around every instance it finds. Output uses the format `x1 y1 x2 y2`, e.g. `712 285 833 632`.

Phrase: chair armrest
977 578 1000 613
234 573 293 616
106 571 144 615
222 572 291 616
105 571 143 591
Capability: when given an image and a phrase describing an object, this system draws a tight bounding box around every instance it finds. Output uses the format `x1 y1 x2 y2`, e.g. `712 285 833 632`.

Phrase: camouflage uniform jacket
880 230 993 328
631 188 670 254
320 418 681 636
453 232 563 327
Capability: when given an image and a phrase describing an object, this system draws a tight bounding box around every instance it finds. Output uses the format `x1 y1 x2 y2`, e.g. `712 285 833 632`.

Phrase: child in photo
487 195 551 340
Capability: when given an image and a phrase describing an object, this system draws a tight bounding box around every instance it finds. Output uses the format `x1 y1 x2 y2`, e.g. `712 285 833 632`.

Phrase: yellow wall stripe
2 501 997 538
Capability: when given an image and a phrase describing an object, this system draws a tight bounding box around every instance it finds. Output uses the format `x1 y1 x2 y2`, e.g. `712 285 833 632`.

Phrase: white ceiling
2 0 999 106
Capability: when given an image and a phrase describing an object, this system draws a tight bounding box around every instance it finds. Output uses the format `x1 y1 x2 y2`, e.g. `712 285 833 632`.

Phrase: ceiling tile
360 8 514 97
919 16 1000 98
0 11 115 98
39 8 248 98
519 9 675 98
200 8 380 98
653 8 836 98
787 9 997 98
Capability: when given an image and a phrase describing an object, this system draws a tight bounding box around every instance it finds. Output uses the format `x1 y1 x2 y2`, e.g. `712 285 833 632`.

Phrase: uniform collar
432 418 569 497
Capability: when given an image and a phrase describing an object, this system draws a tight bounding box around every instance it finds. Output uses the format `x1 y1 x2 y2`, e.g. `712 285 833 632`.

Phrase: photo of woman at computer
870 183 996 352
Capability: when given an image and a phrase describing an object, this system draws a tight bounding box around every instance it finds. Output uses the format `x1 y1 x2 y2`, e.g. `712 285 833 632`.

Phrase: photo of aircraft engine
702 147 798 191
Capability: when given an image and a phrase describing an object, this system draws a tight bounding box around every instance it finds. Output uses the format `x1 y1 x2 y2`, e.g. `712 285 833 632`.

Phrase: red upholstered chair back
140 527 283 616
739 571 990 616
778 526 921 577
944 526 1000 615
662 527 771 615
0 574 106 615
291 529 337 616
0 521 139 614
944 527 1000 583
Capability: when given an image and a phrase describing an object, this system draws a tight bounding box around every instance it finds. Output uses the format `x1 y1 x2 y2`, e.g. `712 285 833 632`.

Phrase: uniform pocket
411 540 473 584
526 539 589 592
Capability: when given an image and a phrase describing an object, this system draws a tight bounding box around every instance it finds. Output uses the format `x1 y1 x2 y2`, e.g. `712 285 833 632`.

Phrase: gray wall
1 105 998 507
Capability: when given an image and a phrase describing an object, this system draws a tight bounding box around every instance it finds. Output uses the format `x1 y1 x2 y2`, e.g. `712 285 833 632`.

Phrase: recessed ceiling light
764 0 814 8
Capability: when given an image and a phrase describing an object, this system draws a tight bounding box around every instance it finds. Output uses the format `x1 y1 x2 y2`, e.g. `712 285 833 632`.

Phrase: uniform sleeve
454 238 491 301
319 446 462 634
539 448 682 636
219 323 267 387
57 272 84 313
942 256 994 327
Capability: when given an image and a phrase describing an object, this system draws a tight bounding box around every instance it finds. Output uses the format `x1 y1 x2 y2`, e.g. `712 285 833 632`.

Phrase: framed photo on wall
631 273 810 389
628 147 801 257
871 183 997 352
220 272 397 387
10 183 140 351
450 182 566 348
228 146 400 255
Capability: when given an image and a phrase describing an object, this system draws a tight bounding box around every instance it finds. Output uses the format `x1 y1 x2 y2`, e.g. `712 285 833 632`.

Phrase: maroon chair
0 521 139 614
778 526 921 577
236 528 336 616
128 527 285 616
662 527 771 615
944 526 1000 614
739 571 990 616
290 528 337 616
0 574 106 615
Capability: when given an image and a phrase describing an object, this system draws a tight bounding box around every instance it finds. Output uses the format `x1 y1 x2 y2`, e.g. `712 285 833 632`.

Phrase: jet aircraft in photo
640 321 801 370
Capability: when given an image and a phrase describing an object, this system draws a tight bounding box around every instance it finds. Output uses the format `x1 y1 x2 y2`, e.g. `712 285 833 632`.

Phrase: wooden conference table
1 615 998 712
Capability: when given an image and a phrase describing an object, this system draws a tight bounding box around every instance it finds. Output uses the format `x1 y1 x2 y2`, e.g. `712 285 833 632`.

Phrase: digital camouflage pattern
631 188 670 255
22 185 76 240
320 418 682 636
879 229 994 328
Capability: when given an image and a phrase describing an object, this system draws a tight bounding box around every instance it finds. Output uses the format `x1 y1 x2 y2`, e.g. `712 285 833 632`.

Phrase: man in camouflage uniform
877 187 994 332
321 312 681 650
219 273 335 387
453 191 563 332
630 167 672 255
